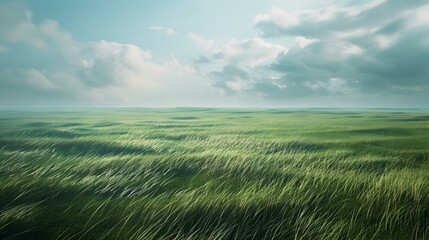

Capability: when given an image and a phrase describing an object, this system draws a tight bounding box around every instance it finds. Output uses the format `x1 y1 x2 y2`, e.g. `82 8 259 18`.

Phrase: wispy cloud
149 25 175 35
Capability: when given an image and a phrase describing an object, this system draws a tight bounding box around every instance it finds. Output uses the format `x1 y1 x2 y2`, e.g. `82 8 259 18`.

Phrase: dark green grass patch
13 128 84 139
170 116 200 120
349 127 413 136
397 115 429 121
92 122 121 127
24 122 52 127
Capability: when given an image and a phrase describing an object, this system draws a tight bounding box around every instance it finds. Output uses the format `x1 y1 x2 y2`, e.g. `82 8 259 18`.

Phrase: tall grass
0 108 428 239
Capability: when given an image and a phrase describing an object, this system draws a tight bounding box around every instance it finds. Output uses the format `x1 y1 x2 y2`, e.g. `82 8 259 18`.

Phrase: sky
0 0 428 107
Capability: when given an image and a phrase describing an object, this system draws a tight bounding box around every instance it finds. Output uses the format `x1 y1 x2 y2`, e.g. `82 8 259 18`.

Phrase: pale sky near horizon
0 0 428 107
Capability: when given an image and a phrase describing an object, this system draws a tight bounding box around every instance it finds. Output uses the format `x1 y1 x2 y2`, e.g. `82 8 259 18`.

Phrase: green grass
0 108 428 239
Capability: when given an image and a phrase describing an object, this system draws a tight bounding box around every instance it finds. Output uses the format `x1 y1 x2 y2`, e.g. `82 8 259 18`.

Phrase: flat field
0 108 428 240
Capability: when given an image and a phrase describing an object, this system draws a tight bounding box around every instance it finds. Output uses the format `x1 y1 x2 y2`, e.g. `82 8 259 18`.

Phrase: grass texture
0 108 428 239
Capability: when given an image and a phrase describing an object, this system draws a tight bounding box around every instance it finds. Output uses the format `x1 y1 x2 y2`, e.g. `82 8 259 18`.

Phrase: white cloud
254 0 404 39
374 34 398 49
149 26 163 31
304 78 353 94
52 40 207 104
255 7 300 29
188 32 218 53
165 28 174 35
217 38 286 67
401 4 429 30
225 78 253 93
0 2 72 48
81 41 161 87
149 25 175 35
334 28 376 38
189 33 287 94
189 33 286 67
294 36 319 49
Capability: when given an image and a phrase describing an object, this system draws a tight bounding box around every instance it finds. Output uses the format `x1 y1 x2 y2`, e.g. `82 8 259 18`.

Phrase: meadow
0 108 428 240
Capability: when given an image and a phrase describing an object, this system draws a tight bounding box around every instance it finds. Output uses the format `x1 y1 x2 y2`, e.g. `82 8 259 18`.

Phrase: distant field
0 108 428 240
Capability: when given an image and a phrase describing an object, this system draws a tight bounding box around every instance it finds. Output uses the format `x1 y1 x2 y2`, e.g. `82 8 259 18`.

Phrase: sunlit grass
0 108 428 239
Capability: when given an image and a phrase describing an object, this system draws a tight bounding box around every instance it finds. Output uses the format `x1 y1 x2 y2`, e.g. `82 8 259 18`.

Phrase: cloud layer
0 1 428 107
193 0 429 106
0 2 212 106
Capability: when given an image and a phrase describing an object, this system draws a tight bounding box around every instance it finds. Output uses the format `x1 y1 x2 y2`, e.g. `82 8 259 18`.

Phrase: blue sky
0 0 428 107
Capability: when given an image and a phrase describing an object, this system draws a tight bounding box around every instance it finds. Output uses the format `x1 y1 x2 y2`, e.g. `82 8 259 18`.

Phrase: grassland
0 108 428 240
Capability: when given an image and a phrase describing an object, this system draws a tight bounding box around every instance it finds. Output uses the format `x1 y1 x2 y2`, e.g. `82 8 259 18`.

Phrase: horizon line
0 106 428 110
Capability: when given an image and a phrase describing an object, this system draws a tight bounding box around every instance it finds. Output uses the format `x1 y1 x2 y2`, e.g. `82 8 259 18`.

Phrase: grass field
0 108 428 240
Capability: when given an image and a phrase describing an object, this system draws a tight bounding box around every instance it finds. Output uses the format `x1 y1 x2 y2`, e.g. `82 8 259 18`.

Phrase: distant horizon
0 106 428 110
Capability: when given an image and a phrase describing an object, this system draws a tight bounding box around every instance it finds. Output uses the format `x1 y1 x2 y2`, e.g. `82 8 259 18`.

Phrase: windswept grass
0 108 428 239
